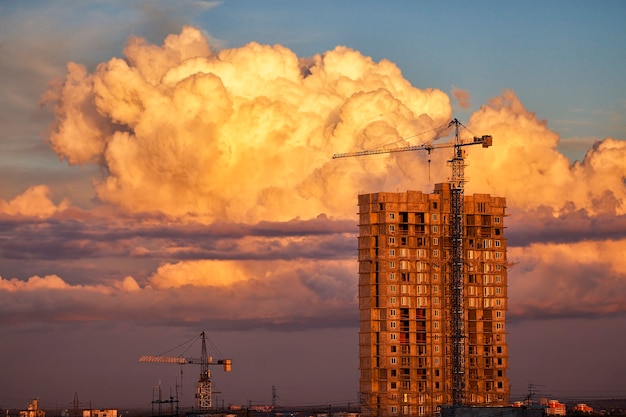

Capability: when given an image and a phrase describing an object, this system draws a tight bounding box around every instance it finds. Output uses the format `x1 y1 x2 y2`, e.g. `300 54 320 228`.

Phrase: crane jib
332 135 491 160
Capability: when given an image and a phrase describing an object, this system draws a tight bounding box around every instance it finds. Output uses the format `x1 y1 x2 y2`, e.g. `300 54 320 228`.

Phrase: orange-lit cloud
148 260 251 288
0 258 357 328
0 185 69 218
508 239 626 319
45 27 626 227
466 90 626 216
46 26 451 224
0 26 624 330
0 274 69 291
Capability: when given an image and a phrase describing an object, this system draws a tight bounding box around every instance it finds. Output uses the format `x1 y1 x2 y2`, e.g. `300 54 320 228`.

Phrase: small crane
140 331 232 410
333 118 492 407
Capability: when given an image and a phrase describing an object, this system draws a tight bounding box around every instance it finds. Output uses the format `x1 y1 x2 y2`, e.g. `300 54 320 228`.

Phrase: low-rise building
82 410 118 417
545 400 566 416
19 399 45 417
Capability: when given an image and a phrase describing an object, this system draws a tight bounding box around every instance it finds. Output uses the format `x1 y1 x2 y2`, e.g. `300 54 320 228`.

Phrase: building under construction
357 185 510 417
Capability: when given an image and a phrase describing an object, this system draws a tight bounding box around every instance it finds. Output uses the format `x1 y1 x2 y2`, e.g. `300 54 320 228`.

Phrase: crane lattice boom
139 355 232 367
332 126 491 161
139 355 187 364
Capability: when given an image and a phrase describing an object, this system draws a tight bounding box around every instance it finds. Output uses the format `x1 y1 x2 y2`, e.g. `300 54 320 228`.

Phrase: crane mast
197 330 212 409
139 331 232 410
449 119 466 406
333 118 492 407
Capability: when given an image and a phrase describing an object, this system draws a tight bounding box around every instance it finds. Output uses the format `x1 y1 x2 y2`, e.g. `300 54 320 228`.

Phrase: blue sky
1 0 626 411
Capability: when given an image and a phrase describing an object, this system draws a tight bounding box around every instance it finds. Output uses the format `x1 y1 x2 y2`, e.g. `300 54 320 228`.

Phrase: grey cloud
507 206 626 247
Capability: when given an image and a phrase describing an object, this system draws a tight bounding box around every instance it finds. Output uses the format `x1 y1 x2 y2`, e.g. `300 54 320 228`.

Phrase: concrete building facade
357 185 510 417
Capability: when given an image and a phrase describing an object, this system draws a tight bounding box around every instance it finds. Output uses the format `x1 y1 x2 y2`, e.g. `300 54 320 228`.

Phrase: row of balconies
374 366 506 381
361 213 499 227
370 350 507 362
373 351 507 362
359 224 502 239
360 251 506 266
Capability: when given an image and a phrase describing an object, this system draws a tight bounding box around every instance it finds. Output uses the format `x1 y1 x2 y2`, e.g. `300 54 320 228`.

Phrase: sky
1 0 626 411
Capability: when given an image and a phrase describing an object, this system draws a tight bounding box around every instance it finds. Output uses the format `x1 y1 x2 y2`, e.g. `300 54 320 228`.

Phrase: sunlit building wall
545 400 566 416
82 410 118 417
358 185 510 417
19 399 45 417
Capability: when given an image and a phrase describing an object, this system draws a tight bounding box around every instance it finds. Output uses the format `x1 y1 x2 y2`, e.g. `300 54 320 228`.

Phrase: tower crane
333 118 492 407
139 331 232 410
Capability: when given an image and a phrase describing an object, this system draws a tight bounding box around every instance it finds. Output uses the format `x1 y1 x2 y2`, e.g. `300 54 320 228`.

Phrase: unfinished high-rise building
358 184 510 417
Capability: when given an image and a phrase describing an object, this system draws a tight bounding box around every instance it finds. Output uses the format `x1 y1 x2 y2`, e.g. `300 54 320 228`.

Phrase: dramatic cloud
0 258 357 330
507 207 626 247
508 239 626 319
45 26 451 224
1 26 625 335
466 90 626 216
0 185 68 217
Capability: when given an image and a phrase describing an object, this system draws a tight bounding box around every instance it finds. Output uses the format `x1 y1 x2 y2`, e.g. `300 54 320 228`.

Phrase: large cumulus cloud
45 26 451 223
1 26 625 331
466 90 626 216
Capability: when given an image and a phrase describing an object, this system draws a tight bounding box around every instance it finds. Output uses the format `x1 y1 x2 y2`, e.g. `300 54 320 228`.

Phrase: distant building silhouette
357 185 510 416
82 410 118 417
543 400 566 416
19 399 45 417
